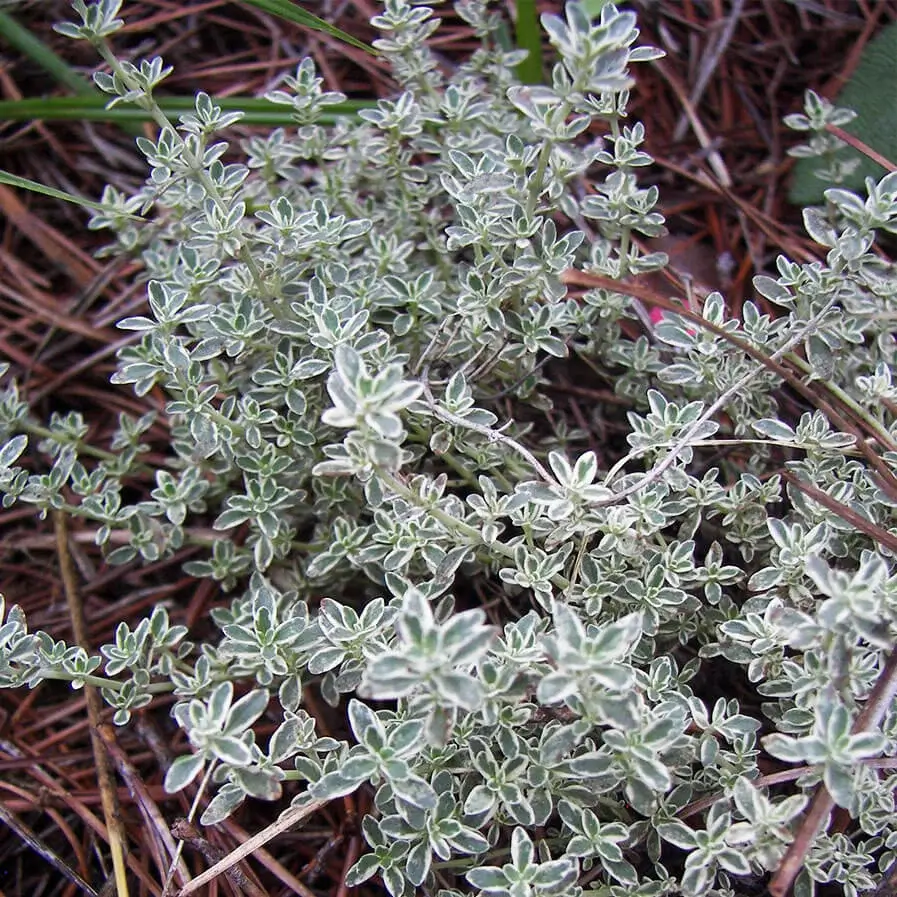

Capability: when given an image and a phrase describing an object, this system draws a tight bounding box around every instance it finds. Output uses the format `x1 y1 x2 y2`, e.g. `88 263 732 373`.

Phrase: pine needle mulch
0 2 895 896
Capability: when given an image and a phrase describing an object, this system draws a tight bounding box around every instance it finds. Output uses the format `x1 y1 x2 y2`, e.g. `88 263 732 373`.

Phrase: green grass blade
241 0 378 55
0 11 95 96
0 169 144 219
0 11 144 135
514 0 544 85
0 95 376 126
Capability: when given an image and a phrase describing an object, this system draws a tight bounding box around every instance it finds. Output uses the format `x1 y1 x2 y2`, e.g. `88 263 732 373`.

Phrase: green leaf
510 826 534 869
164 753 205 793
105 545 138 566
346 854 380 887
449 827 490 855
201 784 246 825
433 671 484 710
568 751 614 778
388 719 426 755
762 733 806 764
680 862 713 897
464 784 496 816
467 866 509 890
0 435 27 470
339 755 378 781
631 755 671 792
823 763 855 808
537 671 577 705
311 769 362 800
656 821 698 851
241 0 378 55
391 772 437 810
209 735 253 766
752 418 797 442
531 858 577 890
348 699 383 745
223 688 269 735
405 840 431 886
213 508 251 530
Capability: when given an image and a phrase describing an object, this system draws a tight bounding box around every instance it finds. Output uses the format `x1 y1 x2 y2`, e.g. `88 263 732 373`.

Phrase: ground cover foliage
1 2 897 897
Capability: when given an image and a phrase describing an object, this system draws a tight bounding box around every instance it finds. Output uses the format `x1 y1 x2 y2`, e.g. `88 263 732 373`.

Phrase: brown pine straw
2 2 897 893
0 798 99 896
98 727 191 888
824 123 897 174
176 799 329 897
169 818 268 897
54 510 131 897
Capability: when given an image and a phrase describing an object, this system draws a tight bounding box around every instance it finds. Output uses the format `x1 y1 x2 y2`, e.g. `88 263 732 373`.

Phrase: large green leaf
514 0 543 85
790 20 897 205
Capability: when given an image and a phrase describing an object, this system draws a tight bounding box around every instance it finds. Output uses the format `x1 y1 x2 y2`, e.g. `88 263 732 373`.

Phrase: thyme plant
2 2 897 896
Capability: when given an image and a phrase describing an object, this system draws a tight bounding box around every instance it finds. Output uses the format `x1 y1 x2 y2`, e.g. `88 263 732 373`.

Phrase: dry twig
54 511 130 897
